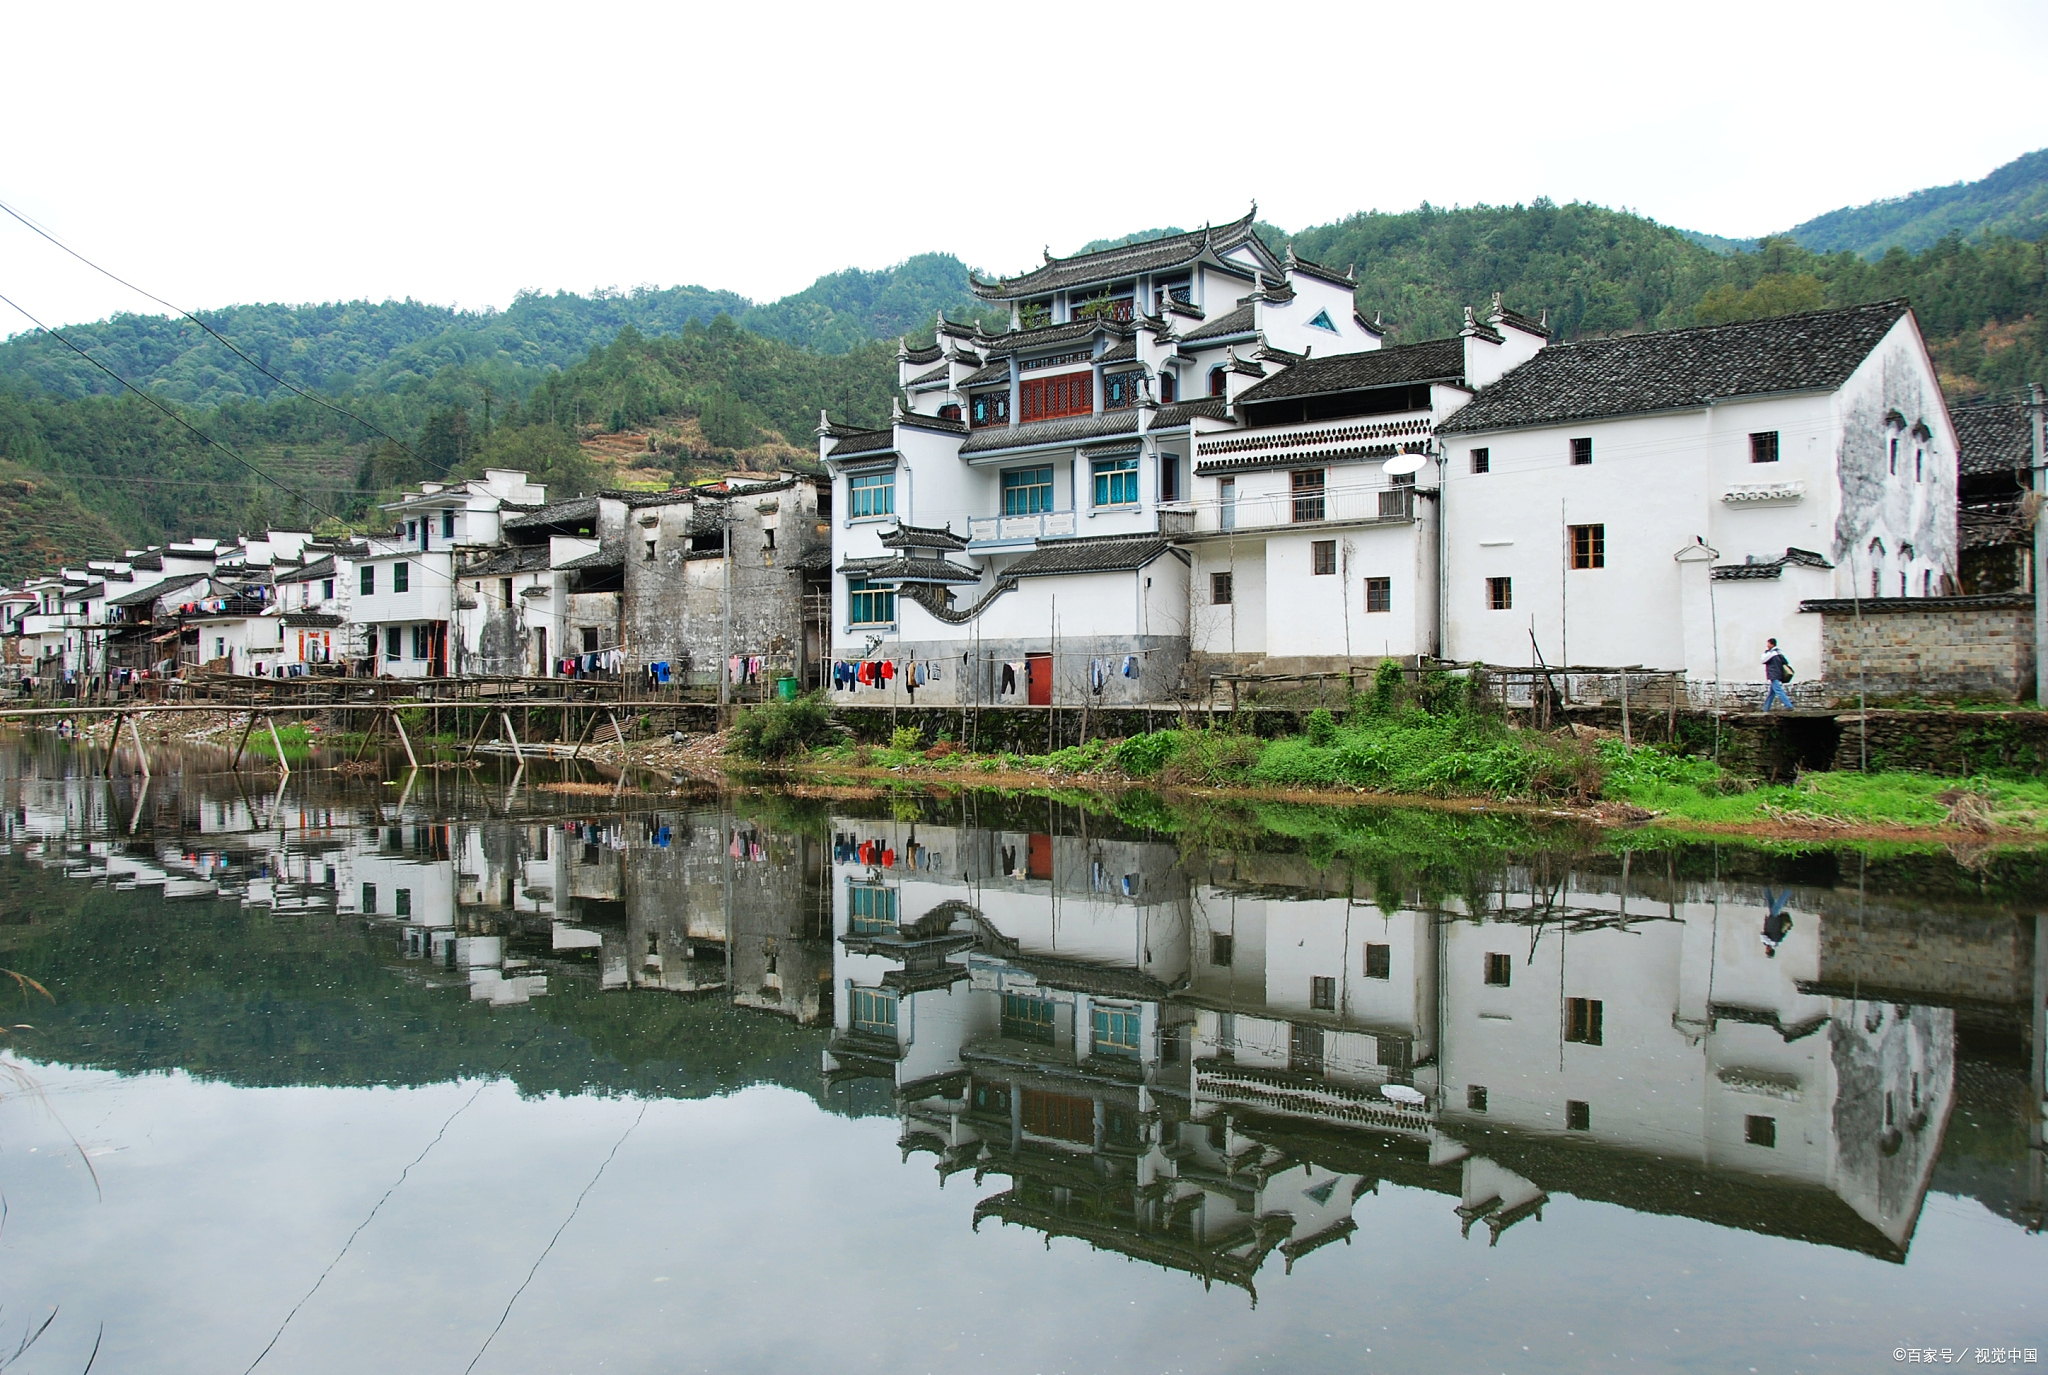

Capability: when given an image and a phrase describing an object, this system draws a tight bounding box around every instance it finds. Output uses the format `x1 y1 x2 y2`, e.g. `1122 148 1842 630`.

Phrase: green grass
1598 739 2048 832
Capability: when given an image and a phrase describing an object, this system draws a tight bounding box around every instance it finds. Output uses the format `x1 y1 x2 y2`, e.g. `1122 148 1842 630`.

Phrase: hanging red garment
880 660 895 681
881 847 896 867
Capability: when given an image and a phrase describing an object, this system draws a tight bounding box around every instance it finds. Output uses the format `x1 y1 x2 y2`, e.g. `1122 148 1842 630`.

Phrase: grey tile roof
1148 397 1229 429
130 550 163 571
284 610 345 628
959 410 1140 456
836 554 982 583
1004 533 1177 577
971 211 1264 299
459 544 554 576
1951 398 2035 476
1236 337 1467 403
274 556 337 584
828 428 896 458
980 318 1129 358
964 360 1010 387
556 547 623 573
503 495 600 530
906 363 951 388
1800 592 2032 614
897 410 968 436
1181 304 1255 342
1097 341 1137 364
1711 547 1833 581
110 577 202 609
901 344 943 364
1283 250 1354 289
1438 301 1911 435
879 522 968 551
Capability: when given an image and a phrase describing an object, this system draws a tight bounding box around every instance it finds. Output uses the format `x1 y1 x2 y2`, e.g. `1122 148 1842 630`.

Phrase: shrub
729 692 834 760
1371 658 1404 715
1305 708 1337 746
890 725 923 753
1112 731 1181 776
1161 730 1264 786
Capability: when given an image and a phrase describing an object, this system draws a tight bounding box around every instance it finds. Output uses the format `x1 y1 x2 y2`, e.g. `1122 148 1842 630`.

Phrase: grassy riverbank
731 689 2048 842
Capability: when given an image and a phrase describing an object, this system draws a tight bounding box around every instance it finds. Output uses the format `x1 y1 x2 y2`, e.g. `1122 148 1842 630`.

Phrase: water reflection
0 737 2040 1359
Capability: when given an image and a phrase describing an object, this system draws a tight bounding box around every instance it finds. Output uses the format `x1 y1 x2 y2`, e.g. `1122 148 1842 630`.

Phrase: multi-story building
1436 301 1959 694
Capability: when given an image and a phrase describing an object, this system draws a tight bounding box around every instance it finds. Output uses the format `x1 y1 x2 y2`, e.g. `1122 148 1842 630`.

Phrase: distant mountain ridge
1682 146 2048 259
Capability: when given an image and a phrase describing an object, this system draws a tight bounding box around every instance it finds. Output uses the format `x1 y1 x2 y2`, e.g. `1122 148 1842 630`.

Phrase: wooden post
230 711 260 770
388 708 420 771
128 712 151 779
103 713 125 778
267 716 291 778
501 710 525 763
567 709 599 761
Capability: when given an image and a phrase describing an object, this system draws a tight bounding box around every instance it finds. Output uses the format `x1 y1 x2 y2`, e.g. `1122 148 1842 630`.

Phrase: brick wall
1802 594 2036 701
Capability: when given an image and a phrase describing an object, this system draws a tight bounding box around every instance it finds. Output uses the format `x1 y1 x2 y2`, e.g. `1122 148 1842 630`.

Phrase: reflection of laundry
1121 873 1139 896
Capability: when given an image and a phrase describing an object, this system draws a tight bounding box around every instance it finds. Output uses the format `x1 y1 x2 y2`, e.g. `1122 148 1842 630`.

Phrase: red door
1026 652 1052 706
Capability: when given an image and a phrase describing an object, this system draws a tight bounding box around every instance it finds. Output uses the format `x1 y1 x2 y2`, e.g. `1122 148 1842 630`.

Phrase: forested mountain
3 168 2048 580
1784 147 2048 259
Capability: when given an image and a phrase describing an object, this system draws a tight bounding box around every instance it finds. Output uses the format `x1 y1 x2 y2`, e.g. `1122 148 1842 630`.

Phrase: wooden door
1026 652 1052 706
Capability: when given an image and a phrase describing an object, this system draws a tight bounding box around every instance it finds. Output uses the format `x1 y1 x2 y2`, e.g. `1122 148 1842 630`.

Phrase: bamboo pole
127 712 151 779
267 717 291 778
388 708 420 771
500 710 524 763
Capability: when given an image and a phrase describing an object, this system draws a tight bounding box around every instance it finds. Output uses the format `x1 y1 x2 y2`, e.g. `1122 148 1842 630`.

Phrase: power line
0 196 426 464
0 290 344 524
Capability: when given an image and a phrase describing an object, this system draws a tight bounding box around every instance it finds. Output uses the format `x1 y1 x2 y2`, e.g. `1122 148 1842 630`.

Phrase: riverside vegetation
727 663 2048 840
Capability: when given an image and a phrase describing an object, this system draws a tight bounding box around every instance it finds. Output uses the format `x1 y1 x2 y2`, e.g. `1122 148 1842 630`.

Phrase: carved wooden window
1103 372 1142 410
1020 372 1092 422
969 390 1010 428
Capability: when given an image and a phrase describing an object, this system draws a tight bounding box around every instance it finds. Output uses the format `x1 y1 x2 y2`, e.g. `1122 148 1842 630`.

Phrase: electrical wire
0 196 425 465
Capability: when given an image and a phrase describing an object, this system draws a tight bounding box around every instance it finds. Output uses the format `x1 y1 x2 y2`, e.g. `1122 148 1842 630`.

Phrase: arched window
1207 367 1226 397
1158 372 1177 404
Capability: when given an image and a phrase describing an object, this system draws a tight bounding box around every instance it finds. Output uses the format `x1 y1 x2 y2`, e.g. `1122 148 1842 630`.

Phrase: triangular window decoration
1307 309 1338 333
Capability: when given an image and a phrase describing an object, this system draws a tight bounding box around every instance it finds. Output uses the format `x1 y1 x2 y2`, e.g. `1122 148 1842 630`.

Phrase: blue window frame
848 883 898 933
1092 456 1139 507
848 577 894 626
1092 1005 1141 1056
1307 309 1338 333
848 471 895 519
1001 466 1054 515
441 509 455 537
851 986 898 1035
1002 993 1057 1044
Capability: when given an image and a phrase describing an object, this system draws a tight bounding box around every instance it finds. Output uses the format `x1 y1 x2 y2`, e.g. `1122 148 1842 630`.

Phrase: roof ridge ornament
896 336 908 360
815 409 832 437
890 398 903 422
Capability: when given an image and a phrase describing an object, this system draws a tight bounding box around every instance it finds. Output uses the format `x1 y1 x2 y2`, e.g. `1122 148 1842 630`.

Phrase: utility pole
2031 383 2045 706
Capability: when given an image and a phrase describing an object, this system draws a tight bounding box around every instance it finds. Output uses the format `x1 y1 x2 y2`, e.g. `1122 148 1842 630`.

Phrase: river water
0 736 2039 1373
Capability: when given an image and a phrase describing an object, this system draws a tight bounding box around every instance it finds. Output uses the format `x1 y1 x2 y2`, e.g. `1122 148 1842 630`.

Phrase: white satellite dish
1382 452 1426 478
1379 1084 1426 1106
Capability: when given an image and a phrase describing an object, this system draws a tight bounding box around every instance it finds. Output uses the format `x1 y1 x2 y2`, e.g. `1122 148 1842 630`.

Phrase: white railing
967 509 1078 543
1193 411 1434 465
1198 481 1416 534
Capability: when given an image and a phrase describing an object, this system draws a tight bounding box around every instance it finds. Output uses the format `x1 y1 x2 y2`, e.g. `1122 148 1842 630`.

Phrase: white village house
1434 300 1959 697
818 216 1959 704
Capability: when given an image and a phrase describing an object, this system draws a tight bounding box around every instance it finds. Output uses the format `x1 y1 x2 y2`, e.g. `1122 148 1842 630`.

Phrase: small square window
395 888 411 918
1566 1099 1591 1131
1311 540 1336 575
645 540 657 562
1570 437 1593 465
1364 577 1391 613
1745 1114 1777 1148
1486 576 1513 610
1749 431 1780 463
1570 523 1605 569
1211 571 1233 605
1364 943 1391 980
1310 976 1336 1011
1470 447 1490 474
1566 997 1603 1045
1211 932 1234 966
1467 1085 1489 1113
1484 952 1511 986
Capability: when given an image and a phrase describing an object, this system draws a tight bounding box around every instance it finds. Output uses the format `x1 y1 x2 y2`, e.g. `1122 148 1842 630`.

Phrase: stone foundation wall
1803 594 2037 701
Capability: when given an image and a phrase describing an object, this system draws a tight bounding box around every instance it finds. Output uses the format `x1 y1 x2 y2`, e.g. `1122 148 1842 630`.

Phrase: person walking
1761 638 1795 712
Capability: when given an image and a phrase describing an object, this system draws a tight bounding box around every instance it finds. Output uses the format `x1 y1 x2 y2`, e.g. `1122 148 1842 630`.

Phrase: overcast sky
5 0 2047 333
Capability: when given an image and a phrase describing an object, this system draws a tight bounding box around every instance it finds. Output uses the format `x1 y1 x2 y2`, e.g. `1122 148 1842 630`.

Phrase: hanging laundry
1122 655 1138 678
999 661 1018 696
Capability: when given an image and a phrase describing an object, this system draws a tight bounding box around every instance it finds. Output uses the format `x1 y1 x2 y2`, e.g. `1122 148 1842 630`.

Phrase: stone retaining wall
1801 594 2037 701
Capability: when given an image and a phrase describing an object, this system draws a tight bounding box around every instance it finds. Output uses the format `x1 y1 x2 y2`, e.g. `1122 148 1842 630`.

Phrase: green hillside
4 177 2048 575
1784 147 2048 259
